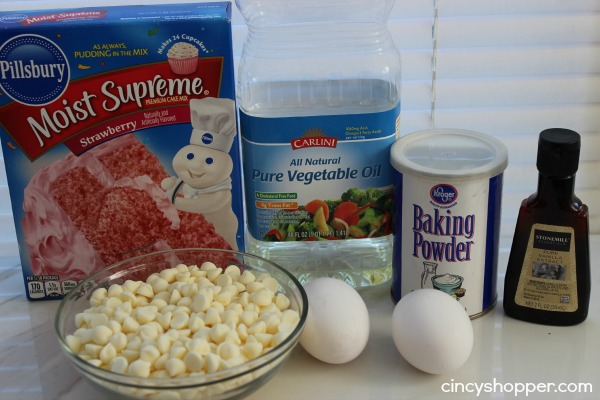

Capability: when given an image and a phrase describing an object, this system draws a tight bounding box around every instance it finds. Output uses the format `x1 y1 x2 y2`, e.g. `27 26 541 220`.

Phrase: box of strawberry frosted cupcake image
0 3 244 300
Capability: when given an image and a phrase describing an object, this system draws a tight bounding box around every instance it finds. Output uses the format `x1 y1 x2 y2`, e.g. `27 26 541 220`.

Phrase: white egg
391 289 473 374
300 278 370 364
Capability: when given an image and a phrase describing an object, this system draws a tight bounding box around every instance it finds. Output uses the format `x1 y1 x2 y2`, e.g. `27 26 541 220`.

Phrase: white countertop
0 236 598 400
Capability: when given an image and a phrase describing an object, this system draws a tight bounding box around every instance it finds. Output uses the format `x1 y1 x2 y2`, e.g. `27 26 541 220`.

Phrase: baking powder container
390 129 508 318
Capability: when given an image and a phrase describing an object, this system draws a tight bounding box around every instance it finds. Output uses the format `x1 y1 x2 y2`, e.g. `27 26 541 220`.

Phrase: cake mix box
0 3 244 300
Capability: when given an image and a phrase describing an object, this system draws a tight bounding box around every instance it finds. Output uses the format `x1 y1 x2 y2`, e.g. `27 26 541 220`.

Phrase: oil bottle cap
537 128 581 177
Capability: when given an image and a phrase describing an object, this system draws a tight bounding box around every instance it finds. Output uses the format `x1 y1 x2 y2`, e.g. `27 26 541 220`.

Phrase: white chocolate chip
108 284 124 298
241 342 263 359
109 332 128 352
224 265 241 278
215 274 233 288
281 309 301 325
128 359 151 378
126 336 142 351
156 334 172 354
222 310 240 325
99 343 117 364
239 270 256 285
215 291 233 306
207 268 223 283
92 325 113 346
184 351 204 372
275 293 291 311
120 301 133 313
120 290 138 307
264 315 282 334
252 333 274 348
169 289 182 305
271 331 289 347
121 316 140 334
176 296 193 308
105 296 123 309
150 277 169 294
110 356 129 374
180 283 197 298
121 349 140 363
217 341 240 360
89 313 110 328
140 345 161 363
136 283 154 298
88 359 102 367
122 280 141 294
246 281 264 294
204 353 220 373
241 310 258 327
166 357 186 377
248 320 267 335
250 289 273 307
84 343 103 359
65 335 81 353
135 295 149 306
187 338 211 356
262 277 279 293
204 308 221 326
90 288 108 307
106 320 122 334
154 353 169 370
277 321 296 334
135 306 158 324
169 343 187 360
170 312 189 330
160 268 178 283
188 314 205 332
209 323 230 344
200 261 217 271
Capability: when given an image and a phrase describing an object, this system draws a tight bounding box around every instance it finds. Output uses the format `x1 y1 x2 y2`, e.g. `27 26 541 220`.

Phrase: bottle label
514 223 578 312
240 105 400 242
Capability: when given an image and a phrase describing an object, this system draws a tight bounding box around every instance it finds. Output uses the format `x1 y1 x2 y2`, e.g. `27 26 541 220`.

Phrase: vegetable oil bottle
236 0 401 287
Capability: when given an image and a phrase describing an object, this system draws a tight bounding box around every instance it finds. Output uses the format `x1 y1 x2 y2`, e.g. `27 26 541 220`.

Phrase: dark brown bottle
503 128 590 325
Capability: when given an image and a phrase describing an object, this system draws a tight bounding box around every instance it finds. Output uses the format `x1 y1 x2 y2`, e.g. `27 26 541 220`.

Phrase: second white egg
300 278 370 364
391 288 474 374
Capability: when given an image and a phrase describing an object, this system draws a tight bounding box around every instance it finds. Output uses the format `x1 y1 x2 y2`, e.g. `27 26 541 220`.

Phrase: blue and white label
391 172 504 317
240 106 400 242
0 34 69 105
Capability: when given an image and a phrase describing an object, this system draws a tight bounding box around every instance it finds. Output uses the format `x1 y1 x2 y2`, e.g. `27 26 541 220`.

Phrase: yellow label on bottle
514 223 578 312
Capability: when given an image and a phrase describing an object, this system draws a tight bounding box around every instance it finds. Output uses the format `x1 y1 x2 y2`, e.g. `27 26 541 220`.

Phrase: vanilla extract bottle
503 128 590 326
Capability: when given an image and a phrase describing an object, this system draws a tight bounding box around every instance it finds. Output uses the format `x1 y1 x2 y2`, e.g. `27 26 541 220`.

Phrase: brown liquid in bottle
503 129 590 326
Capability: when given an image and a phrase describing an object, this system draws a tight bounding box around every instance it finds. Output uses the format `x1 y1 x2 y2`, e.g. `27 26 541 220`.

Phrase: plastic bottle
236 0 401 287
503 128 590 325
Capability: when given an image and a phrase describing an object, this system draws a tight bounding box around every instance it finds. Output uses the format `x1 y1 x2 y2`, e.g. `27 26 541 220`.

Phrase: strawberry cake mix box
0 3 244 300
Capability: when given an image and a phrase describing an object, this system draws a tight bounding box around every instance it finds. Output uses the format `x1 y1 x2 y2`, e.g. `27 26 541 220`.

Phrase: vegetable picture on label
263 187 393 242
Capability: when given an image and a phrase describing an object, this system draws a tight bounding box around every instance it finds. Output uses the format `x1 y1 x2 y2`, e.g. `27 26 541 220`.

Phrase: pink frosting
23 135 181 281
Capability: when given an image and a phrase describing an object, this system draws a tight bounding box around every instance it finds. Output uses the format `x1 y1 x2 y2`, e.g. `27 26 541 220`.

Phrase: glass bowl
55 248 308 400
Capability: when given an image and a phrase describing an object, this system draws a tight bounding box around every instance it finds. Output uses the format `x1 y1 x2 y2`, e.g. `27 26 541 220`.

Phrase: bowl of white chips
55 248 308 400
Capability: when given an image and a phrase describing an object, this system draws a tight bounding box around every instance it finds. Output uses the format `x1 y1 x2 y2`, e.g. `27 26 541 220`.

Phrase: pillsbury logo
0 34 69 105
201 132 214 145
0 14 27 24
430 184 458 205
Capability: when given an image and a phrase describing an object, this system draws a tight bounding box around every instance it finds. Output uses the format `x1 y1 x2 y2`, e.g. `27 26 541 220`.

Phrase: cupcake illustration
167 42 199 75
